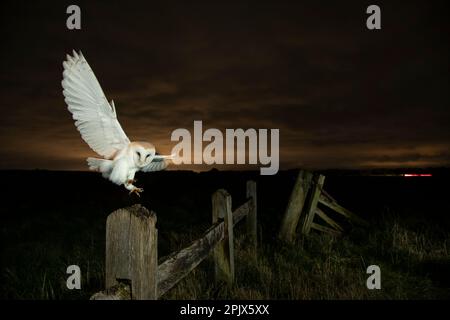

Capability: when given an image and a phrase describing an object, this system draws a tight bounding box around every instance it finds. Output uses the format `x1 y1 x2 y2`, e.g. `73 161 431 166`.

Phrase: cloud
0 1 448 170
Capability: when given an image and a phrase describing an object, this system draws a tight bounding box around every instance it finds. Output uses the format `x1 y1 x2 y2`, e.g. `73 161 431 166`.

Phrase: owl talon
127 179 137 184
129 187 143 197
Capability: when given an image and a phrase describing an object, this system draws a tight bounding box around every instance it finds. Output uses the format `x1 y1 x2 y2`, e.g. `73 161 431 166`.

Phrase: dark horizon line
0 167 448 174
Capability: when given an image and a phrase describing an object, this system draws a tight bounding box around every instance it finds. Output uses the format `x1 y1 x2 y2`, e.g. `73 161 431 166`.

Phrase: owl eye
146 154 150 159
136 151 141 158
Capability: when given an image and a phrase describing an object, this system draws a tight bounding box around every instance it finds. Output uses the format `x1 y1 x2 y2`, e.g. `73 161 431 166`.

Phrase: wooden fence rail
91 180 257 300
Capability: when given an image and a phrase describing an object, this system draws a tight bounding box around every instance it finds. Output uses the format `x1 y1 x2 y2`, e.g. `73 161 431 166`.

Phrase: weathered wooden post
278 170 313 242
302 174 325 235
212 189 235 285
246 180 257 256
105 204 158 300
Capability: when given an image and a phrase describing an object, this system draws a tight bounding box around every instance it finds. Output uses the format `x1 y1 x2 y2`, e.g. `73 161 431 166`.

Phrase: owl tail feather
87 157 113 178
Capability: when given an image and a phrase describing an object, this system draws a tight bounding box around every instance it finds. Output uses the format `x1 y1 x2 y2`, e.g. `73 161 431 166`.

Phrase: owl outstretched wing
62 50 130 159
142 154 173 172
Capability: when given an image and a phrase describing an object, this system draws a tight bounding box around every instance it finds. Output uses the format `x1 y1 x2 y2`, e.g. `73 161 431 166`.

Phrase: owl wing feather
62 50 130 159
142 155 172 172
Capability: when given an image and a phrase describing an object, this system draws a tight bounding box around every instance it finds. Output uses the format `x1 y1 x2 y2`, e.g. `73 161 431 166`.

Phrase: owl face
132 144 156 168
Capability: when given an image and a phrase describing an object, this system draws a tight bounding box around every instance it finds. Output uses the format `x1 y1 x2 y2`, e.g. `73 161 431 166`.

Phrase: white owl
61 50 173 196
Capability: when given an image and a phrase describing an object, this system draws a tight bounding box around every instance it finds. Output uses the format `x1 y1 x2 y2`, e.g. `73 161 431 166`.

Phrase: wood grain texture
315 207 343 232
279 170 313 242
96 181 256 300
105 204 158 300
232 200 251 226
212 189 235 285
157 188 253 297
318 190 368 226
246 180 257 254
157 221 224 298
302 174 325 235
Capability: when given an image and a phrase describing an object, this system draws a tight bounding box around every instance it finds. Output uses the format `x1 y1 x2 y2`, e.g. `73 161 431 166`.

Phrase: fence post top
108 204 157 224
213 189 231 198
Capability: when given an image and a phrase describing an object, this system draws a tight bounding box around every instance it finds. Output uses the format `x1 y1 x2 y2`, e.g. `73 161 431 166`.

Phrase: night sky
1 1 449 171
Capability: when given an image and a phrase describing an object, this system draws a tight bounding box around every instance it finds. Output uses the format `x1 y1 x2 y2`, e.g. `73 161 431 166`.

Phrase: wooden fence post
212 189 235 285
302 174 325 235
105 204 158 300
278 170 313 242
246 180 257 256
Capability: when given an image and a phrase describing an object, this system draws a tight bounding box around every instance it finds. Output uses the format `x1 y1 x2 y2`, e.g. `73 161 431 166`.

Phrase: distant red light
403 174 432 177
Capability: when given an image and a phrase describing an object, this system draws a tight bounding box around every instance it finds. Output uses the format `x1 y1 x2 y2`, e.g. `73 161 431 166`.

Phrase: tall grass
1 213 449 299
163 215 450 300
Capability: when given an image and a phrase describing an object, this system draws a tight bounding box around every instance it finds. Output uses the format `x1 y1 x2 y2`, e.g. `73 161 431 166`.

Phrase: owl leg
125 173 143 196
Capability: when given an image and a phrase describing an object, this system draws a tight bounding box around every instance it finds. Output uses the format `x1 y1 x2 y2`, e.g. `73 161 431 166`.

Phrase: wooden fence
279 170 367 243
91 181 257 300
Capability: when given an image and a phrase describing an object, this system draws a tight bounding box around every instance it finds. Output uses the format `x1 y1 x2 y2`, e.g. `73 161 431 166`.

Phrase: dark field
1 169 449 299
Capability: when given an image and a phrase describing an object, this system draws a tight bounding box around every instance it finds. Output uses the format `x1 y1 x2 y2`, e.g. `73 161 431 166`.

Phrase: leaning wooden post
302 174 325 236
246 180 257 256
105 204 158 300
278 170 313 243
212 189 235 285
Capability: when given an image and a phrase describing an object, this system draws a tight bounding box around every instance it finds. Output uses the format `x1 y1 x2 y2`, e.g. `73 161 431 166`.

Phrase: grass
162 214 450 300
2 210 449 300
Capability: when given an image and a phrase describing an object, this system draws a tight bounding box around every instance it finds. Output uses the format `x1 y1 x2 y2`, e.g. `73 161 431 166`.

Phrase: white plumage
62 50 173 196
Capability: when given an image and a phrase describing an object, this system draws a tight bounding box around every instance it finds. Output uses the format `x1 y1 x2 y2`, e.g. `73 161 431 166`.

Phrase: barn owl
61 50 173 196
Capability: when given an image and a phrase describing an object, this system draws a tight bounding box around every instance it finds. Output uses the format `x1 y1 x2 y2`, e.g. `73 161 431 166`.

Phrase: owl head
130 142 156 168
